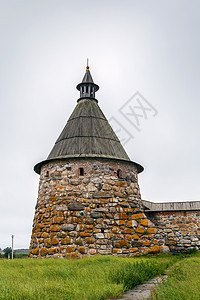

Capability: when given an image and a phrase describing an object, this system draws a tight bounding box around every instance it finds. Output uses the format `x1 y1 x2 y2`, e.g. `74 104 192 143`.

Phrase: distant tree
4 247 12 258
0 248 3 259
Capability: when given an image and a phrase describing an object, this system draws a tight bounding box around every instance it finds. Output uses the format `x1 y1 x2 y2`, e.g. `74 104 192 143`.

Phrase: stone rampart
143 200 200 252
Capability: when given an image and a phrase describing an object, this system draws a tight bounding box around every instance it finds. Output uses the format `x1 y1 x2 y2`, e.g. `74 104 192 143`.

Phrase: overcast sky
0 0 200 249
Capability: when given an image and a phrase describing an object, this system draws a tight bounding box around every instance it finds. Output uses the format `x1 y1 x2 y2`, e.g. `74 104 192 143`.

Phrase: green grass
153 252 200 300
14 254 29 259
0 254 178 300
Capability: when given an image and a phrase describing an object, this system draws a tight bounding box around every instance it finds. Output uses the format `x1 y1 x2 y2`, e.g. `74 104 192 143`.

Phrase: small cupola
76 64 99 102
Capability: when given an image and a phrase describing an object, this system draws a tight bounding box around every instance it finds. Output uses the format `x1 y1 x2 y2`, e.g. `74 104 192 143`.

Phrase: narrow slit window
117 169 122 178
79 168 84 176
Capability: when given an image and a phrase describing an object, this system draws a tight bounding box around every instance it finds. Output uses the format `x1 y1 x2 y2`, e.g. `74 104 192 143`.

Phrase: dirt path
114 274 168 300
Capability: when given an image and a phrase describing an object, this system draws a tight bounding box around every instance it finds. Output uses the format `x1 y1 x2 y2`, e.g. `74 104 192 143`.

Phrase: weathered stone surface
68 202 84 211
94 208 109 213
92 192 112 199
66 252 78 258
65 246 75 253
136 226 145 234
114 239 129 248
89 249 96 255
62 224 75 231
75 238 84 246
39 248 47 256
112 226 120 233
84 218 94 225
50 225 61 232
132 213 146 220
85 237 95 244
122 228 134 234
96 233 104 239
51 238 59 245
90 177 101 184
79 246 86 254
52 217 64 224
102 184 112 191
70 179 79 185
115 220 125 226
55 205 68 211
41 232 48 238
37 223 45 229
149 245 162 254
105 233 114 239
48 247 59 255
113 248 122 253
91 212 101 219
130 248 139 252
126 220 138 227
142 240 151 246
80 232 91 237
180 239 191 244
44 238 51 248
133 234 139 240
139 219 149 227
161 245 170 253
147 227 157 234
61 238 73 245
31 248 39 255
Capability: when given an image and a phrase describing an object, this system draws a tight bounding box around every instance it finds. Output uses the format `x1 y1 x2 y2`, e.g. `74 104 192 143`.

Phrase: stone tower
29 65 165 258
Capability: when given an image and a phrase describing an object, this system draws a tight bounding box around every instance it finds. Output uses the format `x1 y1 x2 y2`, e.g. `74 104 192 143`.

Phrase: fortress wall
145 209 200 252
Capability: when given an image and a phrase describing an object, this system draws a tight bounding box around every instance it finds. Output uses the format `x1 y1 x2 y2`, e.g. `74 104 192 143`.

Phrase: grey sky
0 0 200 249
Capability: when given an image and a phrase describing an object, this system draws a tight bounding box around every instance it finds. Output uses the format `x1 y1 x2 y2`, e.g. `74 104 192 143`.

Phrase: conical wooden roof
47 99 130 160
34 66 144 174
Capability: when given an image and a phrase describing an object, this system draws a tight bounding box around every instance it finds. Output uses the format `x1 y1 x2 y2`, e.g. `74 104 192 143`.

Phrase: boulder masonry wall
29 159 168 258
143 200 200 253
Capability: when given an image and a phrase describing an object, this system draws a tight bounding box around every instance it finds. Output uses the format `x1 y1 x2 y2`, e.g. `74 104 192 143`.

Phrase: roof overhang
34 154 144 175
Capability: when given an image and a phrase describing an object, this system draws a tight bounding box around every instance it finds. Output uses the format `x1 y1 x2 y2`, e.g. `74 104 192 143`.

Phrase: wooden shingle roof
34 66 144 174
47 99 130 161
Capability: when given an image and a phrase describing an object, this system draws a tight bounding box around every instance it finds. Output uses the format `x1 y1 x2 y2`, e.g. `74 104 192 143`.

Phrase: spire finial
86 58 89 70
76 62 99 101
